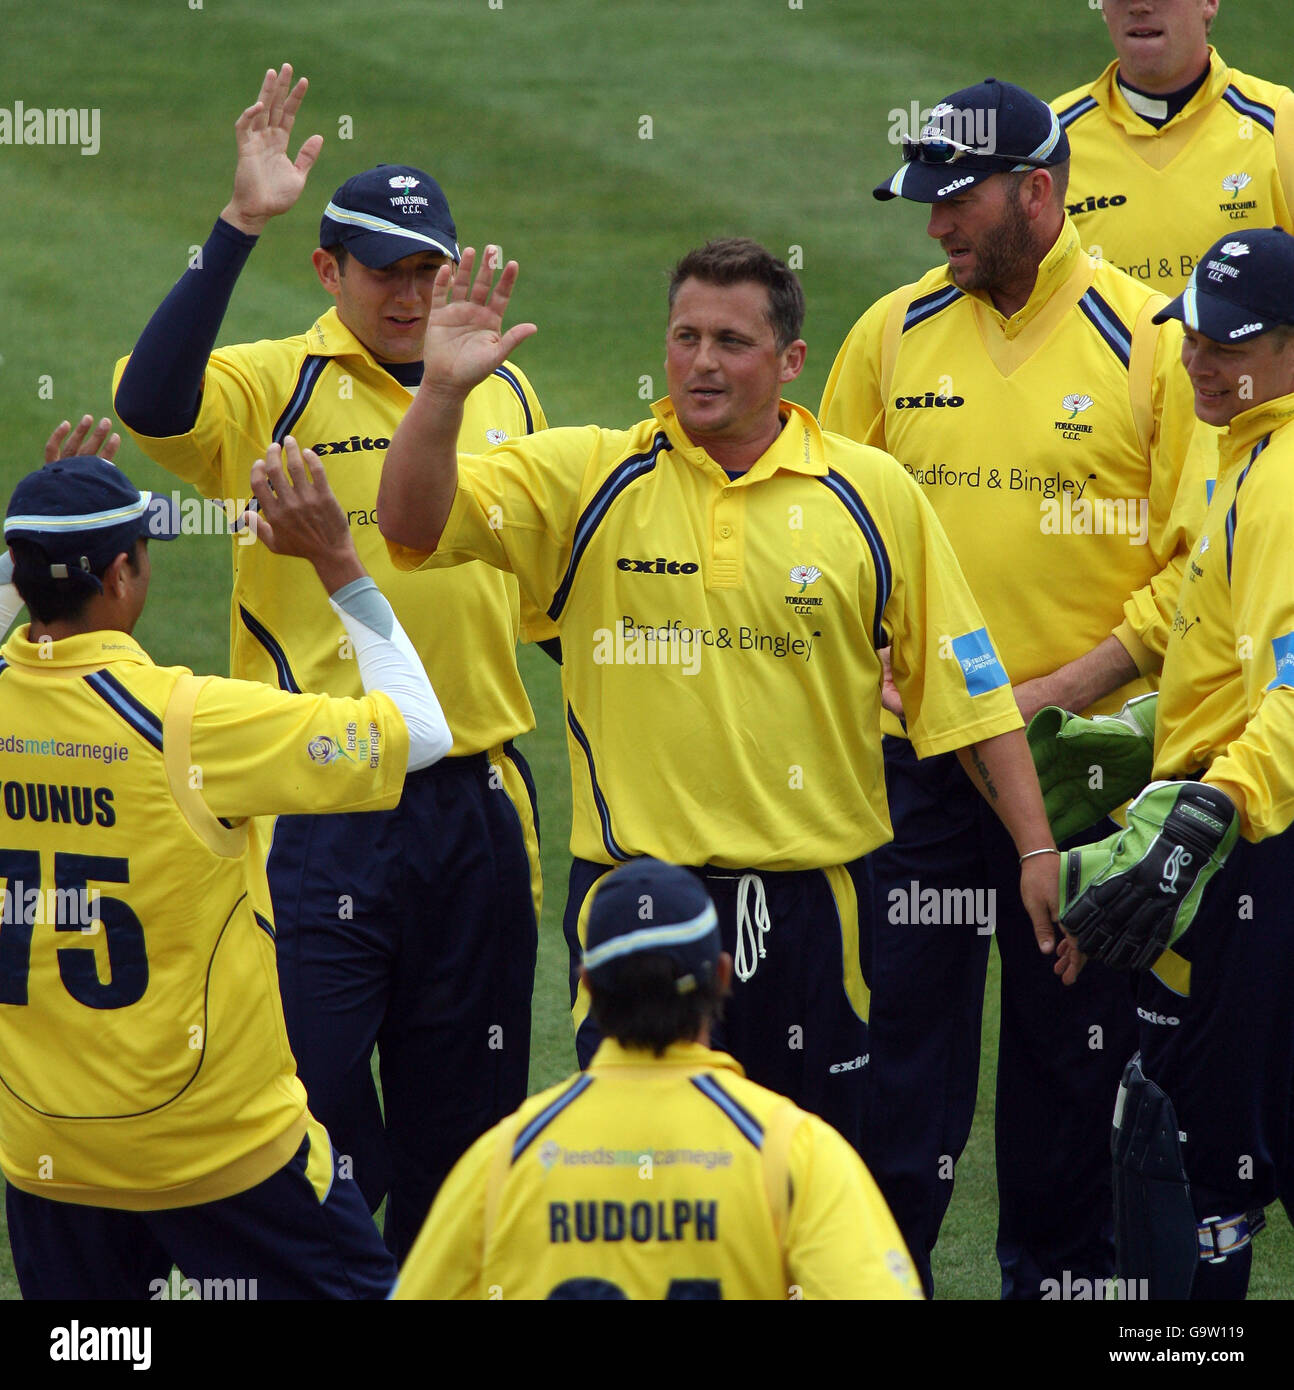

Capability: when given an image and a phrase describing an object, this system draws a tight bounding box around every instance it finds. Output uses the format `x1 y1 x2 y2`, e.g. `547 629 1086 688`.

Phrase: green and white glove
1058 780 1239 971
1027 693 1158 842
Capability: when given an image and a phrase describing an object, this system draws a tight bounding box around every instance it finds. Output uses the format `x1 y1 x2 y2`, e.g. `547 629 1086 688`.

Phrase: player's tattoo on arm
970 744 999 802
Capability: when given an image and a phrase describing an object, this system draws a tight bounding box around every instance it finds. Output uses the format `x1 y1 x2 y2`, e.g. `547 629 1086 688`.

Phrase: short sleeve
188 678 409 821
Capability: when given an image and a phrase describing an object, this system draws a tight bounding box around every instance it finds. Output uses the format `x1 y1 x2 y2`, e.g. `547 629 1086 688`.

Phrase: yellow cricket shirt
388 400 1022 869
0 627 407 1208
820 218 1208 730
1053 50 1294 292
392 1039 922 1301
1154 392 1294 841
113 307 547 756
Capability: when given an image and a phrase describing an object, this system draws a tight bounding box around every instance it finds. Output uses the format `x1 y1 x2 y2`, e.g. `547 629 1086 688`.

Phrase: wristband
1019 847 1060 864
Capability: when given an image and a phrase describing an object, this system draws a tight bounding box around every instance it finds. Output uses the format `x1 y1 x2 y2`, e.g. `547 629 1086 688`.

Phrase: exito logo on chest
616 557 699 575
310 435 392 456
893 390 965 409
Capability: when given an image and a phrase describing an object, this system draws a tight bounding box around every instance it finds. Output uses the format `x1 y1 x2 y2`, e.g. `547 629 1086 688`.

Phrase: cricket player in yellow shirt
377 235 1064 1169
0 426 450 1298
822 77 1206 1297
1053 0 1294 292
1040 227 1294 1299
394 858 922 1300
112 65 546 1258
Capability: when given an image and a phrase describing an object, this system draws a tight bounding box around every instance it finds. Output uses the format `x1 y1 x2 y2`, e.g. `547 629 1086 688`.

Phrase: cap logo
929 102 957 120
937 175 975 196
388 175 420 190
1221 173 1252 198
1205 251 1243 283
1230 323 1263 338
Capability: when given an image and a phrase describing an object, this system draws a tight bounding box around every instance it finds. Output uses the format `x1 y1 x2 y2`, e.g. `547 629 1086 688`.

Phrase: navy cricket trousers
7 1120 396 1300
269 744 541 1262
866 737 1138 1298
564 856 873 1154
1134 826 1294 1299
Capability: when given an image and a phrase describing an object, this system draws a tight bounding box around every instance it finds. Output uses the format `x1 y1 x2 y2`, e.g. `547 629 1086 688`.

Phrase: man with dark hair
111 63 547 1260
0 424 450 1298
377 236 1066 1161
821 77 1207 1298
1053 0 1294 293
667 238 806 349
393 859 922 1300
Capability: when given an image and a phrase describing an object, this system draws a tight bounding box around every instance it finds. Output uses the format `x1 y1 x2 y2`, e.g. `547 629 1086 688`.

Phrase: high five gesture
221 64 324 236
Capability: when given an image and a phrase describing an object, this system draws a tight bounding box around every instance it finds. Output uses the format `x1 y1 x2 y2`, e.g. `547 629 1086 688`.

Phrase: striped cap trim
321 201 459 260
6 494 152 535
1017 107 1063 169
582 902 719 972
1181 270 1201 331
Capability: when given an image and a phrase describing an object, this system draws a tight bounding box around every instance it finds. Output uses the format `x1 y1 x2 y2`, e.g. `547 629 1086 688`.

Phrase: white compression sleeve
328 576 452 772
0 553 25 636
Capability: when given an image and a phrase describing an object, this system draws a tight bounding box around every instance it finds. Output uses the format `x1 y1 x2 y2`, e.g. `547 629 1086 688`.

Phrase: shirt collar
304 306 386 365
1095 48 1229 134
1 627 154 670
1217 390 1294 470
588 1037 746 1075
651 397 828 481
960 215 1084 337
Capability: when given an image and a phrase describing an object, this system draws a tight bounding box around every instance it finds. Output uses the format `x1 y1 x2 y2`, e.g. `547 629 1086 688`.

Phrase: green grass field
1 0 1292 1303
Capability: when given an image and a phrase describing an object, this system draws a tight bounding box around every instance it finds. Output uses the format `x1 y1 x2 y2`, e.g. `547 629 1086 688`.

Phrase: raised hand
421 247 537 397
221 64 324 236
45 414 121 463
241 437 362 593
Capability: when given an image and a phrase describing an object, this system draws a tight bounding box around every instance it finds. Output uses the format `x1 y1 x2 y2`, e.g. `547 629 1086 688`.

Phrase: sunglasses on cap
900 133 1054 170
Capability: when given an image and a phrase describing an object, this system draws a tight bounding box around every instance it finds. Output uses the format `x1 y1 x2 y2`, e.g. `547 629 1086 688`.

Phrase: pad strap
1197 1210 1266 1262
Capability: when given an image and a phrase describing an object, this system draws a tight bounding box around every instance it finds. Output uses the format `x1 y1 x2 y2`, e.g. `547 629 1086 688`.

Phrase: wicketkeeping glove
1027 694 1158 841
1058 780 1239 971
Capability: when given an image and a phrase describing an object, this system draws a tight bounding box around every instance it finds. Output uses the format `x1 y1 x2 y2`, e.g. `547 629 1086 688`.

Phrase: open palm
422 248 537 391
223 64 323 233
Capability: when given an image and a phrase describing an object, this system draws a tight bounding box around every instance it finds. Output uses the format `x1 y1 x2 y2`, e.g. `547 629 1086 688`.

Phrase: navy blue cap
875 78 1068 203
1153 228 1294 343
582 859 720 995
5 456 180 588
319 165 460 269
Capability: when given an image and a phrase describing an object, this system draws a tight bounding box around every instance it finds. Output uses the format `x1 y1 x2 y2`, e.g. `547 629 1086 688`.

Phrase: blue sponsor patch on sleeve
951 628 1009 696
1267 632 1294 690
1205 477 1216 505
